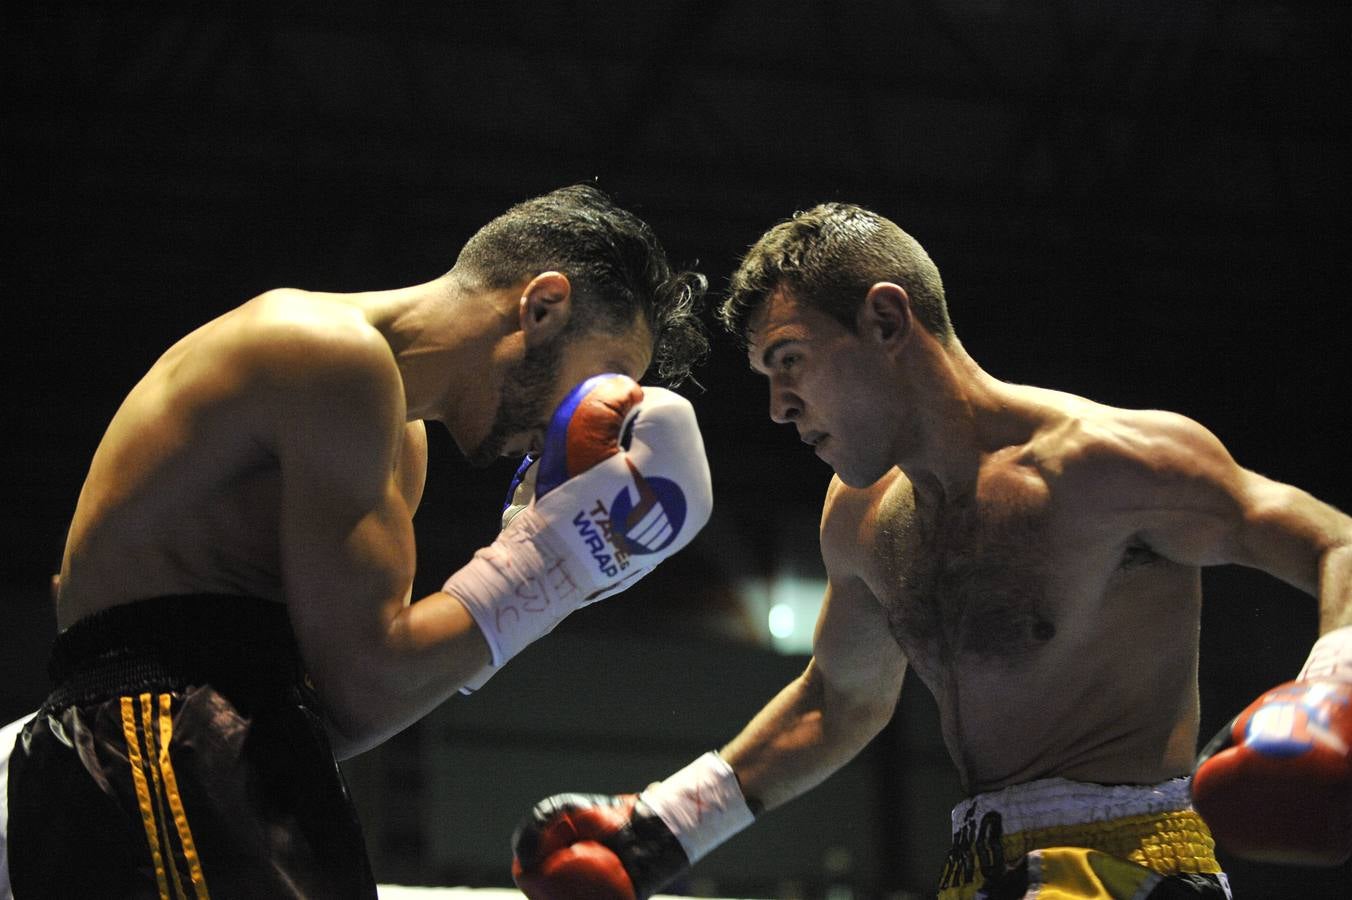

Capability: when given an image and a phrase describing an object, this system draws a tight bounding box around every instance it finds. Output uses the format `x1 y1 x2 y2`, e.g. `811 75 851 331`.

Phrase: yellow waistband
1001 808 1220 874
938 780 1220 898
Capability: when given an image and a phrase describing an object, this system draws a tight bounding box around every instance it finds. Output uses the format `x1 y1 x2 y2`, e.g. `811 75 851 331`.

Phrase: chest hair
875 482 1057 668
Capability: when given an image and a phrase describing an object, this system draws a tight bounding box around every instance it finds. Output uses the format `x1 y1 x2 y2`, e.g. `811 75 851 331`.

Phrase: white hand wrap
1298 625 1352 683
640 752 756 864
446 388 712 691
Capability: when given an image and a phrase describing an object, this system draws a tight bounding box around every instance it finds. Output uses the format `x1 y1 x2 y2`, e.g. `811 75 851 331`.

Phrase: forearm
511 669 866 893
510 659 897 897
1319 541 1352 633
720 661 893 812
319 502 620 756
322 590 491 759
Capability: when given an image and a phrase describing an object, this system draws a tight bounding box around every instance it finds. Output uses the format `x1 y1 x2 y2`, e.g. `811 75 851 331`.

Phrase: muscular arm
266 317 490 758
1127 412 1352 866
1094 410 1352 632
508 477 903 895
721 479 907 810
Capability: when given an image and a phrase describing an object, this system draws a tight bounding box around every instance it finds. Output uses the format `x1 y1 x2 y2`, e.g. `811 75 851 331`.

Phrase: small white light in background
740 575 826 654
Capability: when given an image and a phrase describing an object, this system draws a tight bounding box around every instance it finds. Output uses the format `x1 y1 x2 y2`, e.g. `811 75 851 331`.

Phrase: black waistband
46 594 308 709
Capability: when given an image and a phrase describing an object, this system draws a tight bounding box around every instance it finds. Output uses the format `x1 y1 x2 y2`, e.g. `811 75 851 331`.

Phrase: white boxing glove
444 374 712 690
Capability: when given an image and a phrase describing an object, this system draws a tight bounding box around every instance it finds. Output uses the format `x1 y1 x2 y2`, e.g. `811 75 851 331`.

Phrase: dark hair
720 202 951 346
454 184 708 385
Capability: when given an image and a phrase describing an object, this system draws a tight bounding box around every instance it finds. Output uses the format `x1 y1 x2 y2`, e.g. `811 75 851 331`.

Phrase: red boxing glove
1192 627 1352 866
500 373 642 530
511 793 688 900
512 754 757 900
533 373 645 497
515 840 635 900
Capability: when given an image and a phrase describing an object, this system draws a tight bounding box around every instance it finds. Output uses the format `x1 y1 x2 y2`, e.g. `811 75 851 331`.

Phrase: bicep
279 476 415 642
266 334 416 703
812 573 907 721
396 420 429 512
1220 474 1348 596
279 468 417 742
813 476 907 714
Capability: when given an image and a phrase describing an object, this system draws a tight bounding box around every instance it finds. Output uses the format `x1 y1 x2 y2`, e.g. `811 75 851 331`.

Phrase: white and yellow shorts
937 777 1232 899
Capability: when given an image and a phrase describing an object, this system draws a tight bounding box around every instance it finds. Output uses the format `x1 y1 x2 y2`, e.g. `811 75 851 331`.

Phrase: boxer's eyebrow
753 338 798 374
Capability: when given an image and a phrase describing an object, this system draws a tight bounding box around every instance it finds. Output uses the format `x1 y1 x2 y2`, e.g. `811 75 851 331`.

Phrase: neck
335 274 515 426
896 338 1046 499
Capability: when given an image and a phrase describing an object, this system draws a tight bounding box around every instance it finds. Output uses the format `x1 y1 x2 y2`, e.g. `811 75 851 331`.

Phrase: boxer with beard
4 184 714 899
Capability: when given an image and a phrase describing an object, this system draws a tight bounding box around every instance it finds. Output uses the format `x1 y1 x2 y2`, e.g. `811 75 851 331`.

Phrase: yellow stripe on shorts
141 693 187 900
156 692 211 899
121 695 172 900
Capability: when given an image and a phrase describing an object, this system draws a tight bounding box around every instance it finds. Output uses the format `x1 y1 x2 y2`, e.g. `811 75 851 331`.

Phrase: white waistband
950 776 1194 837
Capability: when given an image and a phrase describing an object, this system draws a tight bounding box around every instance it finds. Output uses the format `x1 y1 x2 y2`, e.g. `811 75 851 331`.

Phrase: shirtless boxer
511 203 1352 899
4 184 714 898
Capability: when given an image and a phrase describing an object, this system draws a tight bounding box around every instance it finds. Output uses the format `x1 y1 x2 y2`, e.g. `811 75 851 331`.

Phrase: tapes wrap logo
573 459 688 578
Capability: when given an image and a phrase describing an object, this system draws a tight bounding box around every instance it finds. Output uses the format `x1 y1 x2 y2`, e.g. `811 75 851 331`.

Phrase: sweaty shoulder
236 291 407 496
1032 403 1244 536
230 290 396 386
1043 404 1235 487
221 291 399 419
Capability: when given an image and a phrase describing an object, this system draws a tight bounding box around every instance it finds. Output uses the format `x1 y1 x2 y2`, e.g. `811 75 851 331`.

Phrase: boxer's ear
860 282 912 350
520 272 573 346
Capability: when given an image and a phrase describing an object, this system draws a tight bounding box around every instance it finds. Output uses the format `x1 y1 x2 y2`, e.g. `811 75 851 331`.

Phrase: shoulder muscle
1064 409 1345 582
1062 410 1242 510
820 470 903 577
237 296 406 513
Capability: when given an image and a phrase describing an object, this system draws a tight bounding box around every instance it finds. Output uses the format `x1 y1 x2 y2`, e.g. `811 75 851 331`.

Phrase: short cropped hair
720 202 951 346
454 184 708 385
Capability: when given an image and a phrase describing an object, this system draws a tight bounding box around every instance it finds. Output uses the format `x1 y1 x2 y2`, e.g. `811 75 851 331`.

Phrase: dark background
3 2 1350 897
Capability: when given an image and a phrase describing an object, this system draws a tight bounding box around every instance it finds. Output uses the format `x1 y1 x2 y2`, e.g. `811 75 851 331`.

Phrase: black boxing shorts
6 595 378 899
